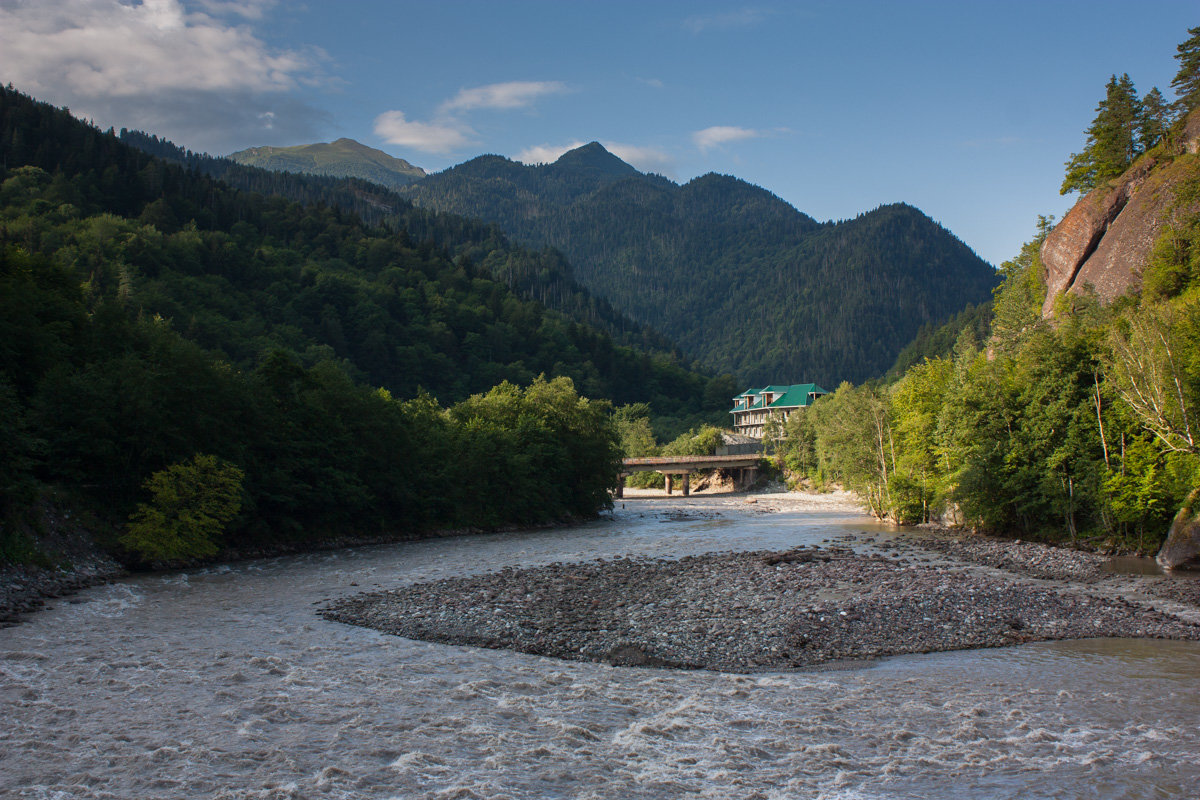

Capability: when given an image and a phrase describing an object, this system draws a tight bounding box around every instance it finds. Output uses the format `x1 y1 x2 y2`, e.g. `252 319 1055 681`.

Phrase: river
2 495 1198 799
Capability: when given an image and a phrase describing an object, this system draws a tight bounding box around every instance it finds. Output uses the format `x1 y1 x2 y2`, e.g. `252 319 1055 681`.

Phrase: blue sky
1 1 1195 265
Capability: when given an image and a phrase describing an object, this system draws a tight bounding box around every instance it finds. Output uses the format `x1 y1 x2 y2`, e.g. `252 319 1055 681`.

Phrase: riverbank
0 507 588 626
325 493 1200 672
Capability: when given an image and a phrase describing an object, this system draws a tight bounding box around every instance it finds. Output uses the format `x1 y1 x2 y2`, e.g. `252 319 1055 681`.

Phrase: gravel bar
323 544 1200 673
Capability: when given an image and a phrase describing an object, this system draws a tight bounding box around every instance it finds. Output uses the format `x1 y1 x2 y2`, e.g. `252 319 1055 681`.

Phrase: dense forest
117 129 702 374
401 143 998 386
0 85 732 565
777 28 1200 556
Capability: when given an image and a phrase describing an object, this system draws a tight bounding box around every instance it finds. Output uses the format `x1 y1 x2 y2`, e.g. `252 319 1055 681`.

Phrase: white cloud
637 77 665 89
683 8 768 34
439 81 568 114
604 142 674 175
516 140 588 165
192 0 277 19
376 80 568 158
0 0 322 97
0 0 331 152
373 110 473 155
693 125 763 151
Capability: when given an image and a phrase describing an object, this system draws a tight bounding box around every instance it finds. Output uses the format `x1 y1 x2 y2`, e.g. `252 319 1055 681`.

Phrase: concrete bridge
617 454 762 497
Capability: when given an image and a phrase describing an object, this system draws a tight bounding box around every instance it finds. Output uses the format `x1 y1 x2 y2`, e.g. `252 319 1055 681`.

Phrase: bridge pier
660 471 691 496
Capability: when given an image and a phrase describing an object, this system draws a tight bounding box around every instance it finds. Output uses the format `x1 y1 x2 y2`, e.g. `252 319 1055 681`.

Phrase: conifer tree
1061 74 1142 195
1139 87 1172 150
1171 25 1200 115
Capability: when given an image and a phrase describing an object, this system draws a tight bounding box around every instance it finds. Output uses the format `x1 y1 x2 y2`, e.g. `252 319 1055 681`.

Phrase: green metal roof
729 383 827 415
767 383 827 409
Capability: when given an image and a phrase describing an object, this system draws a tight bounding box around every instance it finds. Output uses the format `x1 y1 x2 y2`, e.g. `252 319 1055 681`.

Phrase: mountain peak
227 138 425 190
552 142 639 177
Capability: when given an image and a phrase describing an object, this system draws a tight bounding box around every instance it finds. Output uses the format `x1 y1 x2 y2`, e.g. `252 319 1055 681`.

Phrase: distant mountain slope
0 90 733 441
119 130 693 371
402 143 998 386
228 138 426 191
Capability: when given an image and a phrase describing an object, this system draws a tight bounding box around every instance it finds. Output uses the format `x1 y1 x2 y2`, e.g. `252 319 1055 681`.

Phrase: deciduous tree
122 454 244 562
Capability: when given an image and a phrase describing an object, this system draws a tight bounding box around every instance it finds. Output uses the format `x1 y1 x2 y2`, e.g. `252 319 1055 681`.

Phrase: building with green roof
730 383 827 438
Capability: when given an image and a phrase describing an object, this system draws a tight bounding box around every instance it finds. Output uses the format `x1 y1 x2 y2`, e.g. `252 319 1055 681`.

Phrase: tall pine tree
1139 87 1171 150
1061 74 1142 195
1172 25 1200 115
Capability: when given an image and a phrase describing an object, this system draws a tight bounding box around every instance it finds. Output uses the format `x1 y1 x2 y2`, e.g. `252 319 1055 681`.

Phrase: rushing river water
2 497 1199 799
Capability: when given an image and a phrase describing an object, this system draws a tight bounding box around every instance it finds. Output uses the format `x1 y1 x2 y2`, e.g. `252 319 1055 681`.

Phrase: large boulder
1157 488 1200 570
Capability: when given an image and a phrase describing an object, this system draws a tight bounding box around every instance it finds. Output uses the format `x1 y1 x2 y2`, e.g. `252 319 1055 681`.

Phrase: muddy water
2 498 1198 799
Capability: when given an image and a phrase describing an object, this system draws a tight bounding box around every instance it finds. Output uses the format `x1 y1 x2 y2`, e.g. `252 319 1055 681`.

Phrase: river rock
1158 488 1200 570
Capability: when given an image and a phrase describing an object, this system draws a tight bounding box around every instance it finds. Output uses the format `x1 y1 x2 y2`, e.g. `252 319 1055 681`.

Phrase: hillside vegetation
401 143 998 386
119 130 699 375
0 86 733 565
778 28 1200 558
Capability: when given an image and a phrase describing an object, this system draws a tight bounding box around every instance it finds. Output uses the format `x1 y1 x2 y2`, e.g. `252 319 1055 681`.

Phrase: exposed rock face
1041 109 1200 317
1040 159 1155 316
1158 487 1200 571
1186 109 1200 155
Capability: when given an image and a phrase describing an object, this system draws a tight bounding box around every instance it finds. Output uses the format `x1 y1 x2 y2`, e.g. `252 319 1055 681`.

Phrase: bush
121 454 244 562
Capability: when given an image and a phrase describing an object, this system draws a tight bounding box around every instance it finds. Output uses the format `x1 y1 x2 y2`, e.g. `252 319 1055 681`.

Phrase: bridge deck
621 454 761 472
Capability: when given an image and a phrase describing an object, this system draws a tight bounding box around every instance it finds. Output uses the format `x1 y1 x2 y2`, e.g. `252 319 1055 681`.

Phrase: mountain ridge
400 142 997 385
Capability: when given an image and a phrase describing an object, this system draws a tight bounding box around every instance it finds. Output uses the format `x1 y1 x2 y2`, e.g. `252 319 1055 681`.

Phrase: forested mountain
118 130 691 365
227 138 426 191
0 86 729 562
401 143 998 385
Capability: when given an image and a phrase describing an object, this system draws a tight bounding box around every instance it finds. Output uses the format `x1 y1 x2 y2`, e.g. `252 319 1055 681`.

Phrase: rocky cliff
1041 110 1200 316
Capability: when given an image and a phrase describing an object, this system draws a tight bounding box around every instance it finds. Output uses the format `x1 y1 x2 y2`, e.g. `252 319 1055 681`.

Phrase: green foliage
448 376 620 524
778 215 1200 552
1103 300 1200 456
0 86 645 561
888 357 954 523
778 405 818 479
990 216 1051 352
614 403 657 457
1140 165 1200 301
122 454 244 562
1173 25 1200 115
776 34 1200 551
1139 88 1172 150
1062 74 1144 195
661 425 723 457
1101 437 1178 549
806 383 894 517
400 147 998 387
886 301 991 378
